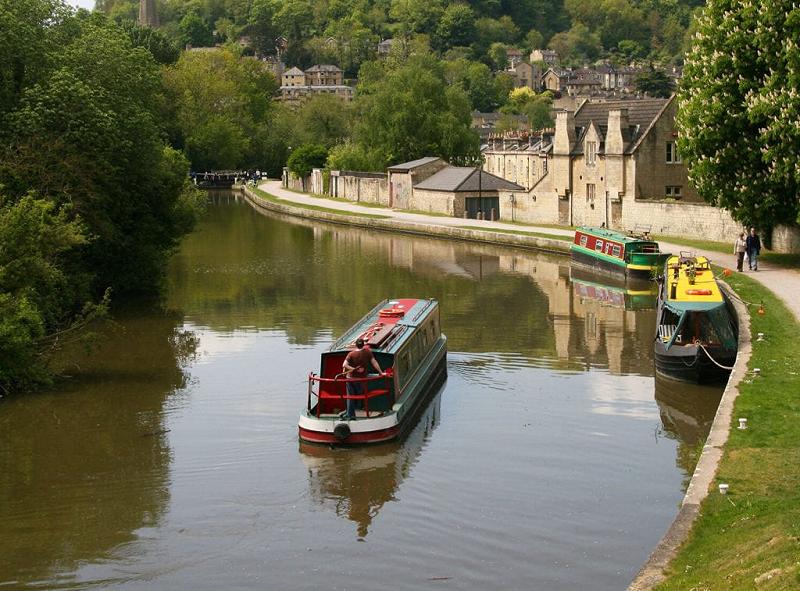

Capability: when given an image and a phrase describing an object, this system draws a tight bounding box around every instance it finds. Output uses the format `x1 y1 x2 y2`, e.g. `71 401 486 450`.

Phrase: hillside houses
279 64 353 103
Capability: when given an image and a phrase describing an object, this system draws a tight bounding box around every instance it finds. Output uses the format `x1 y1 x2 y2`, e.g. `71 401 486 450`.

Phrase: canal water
0 194 723 590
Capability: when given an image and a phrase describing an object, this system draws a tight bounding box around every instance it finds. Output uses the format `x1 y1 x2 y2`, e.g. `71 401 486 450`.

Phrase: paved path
259 180 800 321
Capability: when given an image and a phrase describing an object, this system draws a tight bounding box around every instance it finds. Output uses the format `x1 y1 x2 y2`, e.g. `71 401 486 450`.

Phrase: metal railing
307 371 394 418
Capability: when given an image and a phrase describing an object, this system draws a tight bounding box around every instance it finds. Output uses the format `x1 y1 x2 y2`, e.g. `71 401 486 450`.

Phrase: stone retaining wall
241 186 570 255
622 199 743 242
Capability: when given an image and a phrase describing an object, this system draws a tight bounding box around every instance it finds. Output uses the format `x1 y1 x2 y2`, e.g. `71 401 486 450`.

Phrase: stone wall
622 199 743 242
770 225 800 253
329 170 389 205
499 184 559 225
409 189 454 216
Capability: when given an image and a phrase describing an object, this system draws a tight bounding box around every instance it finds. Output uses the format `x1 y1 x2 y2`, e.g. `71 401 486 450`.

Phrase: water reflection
0 196 729 590
180 201 658 378
300 390 443 538
0 308 196 587
654 375 724 487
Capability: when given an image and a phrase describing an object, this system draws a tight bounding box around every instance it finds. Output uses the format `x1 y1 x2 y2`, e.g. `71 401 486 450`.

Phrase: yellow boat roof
665 255 724 305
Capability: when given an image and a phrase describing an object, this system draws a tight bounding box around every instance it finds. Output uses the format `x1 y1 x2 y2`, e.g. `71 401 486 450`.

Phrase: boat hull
654 342 736 384
570 247 655 280
299 337 447 445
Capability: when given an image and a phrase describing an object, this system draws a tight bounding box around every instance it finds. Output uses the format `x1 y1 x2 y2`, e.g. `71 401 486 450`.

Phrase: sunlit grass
249 187 390 219
656 271 800 591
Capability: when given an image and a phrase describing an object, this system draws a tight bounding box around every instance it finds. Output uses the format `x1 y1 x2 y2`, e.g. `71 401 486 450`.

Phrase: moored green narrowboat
570 226 671 280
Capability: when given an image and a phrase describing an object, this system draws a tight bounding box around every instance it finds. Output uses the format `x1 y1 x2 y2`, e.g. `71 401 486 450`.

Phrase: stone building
281 67 305 87
305 64 343 86
279 65 353 103
484 130 553 191
565 69 602 97
512 62 541 91
530 49 559 66
138 0 158 27
387 158 449 210
506 48 523 69
482 96 742 239
542 68 572 93
596 64 640 92
411 166 524 219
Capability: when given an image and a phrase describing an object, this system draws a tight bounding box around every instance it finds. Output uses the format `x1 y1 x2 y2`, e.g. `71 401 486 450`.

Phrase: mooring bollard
738 417 748 430
718 483 729 495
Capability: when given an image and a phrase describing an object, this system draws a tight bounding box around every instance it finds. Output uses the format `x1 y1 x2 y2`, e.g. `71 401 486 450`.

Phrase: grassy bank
249 186 391 219
458 225 573 242
656 272 800 590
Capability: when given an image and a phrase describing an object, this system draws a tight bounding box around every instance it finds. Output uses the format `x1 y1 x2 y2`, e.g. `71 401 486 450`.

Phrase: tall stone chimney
605 108 629 200
552 110 575 200
606 108 629 155
139 0 159 28
553 110 576 155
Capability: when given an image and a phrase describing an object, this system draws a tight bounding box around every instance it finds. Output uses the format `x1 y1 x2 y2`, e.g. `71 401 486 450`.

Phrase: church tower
139 0 159 28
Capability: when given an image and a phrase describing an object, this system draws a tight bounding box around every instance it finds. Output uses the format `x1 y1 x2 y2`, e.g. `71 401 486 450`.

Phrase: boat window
612 245 622 257
595 240 604 252
580 235 588 247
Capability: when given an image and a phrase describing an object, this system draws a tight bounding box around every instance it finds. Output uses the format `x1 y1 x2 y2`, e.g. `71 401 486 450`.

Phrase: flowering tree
677 1 800 229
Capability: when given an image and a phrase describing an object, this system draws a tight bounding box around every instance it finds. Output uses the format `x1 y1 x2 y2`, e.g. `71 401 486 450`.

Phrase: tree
433 4 476 52
180 10 214 47
120 20 180 64
524 29 544 52
677 0 800 229
353 55 480 168
326 142 383 172
501 87 554 130
162 46 280 171
548 23 602 64
292 94 352 148
287 144 328 188
0 3 202 391
634 65 675 98
444 58 503 111
487 42 510 71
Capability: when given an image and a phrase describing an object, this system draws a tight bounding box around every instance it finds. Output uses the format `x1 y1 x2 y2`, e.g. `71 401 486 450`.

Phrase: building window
542 158 547 174
665 185 682 198
586 183 595 203
586 141 597 165
666 141 682 163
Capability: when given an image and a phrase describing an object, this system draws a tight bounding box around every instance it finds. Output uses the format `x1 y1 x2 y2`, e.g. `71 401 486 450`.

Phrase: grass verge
249 186 391 220
655 271 800 590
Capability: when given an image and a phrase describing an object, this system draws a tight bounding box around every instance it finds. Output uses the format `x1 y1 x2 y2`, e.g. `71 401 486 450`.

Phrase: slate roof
572 97 671 154
414 167 524 192
387 157 442 172
283 67 304 76
306 64 342 73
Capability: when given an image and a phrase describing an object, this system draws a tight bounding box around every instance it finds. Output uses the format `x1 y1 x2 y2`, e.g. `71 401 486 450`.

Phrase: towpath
259 180 800 321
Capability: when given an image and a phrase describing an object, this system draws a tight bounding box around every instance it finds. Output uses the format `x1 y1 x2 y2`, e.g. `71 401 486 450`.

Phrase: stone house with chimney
542 68 572 93
482 97 735 236
279 65 353 103
512 62 541 91
484 131 552 191
530 49 559 66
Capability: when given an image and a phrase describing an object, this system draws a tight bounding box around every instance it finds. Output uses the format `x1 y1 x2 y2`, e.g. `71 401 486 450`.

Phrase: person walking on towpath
746 227 762 271
734 231 747 272
341 338 383 419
